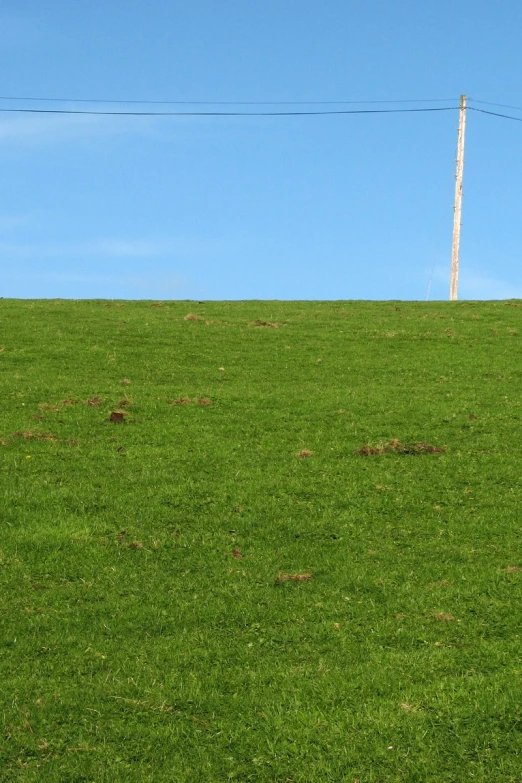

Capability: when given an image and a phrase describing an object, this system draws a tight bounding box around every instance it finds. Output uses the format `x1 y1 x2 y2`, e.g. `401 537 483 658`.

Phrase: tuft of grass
249 318 280 328
274 572 313 584
357 439 444 455
1 298 522 782
11 431 59 442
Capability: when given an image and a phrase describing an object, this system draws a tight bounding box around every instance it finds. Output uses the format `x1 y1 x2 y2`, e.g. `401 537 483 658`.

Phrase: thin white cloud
0 268 190 299
0 111 156 146
426 263 522 301
0 236 221 260
0 213 30 231
459 269 522 300
0 104 220 149
3 268 185 286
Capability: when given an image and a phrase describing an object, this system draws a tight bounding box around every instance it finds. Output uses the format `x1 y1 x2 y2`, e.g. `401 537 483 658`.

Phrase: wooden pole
450 94 467 301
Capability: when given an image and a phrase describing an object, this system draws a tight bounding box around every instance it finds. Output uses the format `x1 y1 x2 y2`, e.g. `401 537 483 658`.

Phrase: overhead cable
0 95 458 106
0 106 458 117
468 106 522 123
469 97 522 113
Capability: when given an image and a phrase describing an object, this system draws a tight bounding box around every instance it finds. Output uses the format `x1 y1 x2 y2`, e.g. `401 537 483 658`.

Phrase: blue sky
1 0 522 300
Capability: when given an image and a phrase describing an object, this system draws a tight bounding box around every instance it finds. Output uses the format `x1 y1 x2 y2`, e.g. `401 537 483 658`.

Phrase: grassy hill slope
1 299 522 782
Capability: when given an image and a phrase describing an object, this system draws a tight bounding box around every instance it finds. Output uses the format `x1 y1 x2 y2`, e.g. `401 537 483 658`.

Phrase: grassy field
1 298 522 782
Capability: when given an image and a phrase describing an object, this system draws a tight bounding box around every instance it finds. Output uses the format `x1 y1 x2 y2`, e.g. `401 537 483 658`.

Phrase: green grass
1 298 522 782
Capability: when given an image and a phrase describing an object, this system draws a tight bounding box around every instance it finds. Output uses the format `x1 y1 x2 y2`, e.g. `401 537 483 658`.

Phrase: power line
0 94 458 106
469 97 522 113
0 106 458 117
468 106 522 123
2 93 522 122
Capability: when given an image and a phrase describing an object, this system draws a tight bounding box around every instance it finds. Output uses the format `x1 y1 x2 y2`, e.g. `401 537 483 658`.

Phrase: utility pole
450 94 467 301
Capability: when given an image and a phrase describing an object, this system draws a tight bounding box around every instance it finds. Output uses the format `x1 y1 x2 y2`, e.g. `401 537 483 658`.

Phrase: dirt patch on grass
431 612 455 622
506 566 522 573
356 439 444 456
297 449 313 458
169 396 211 406
184 313 203 322
37 397 105 410
399 702 422 712
118 399 132 407
12 431 58 441
275 572 313 584
169 397 191 405
250 319 280 328
109 411 127 423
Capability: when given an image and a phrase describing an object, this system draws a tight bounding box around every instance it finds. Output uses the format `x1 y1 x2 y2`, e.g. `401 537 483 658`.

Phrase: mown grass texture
1 298 522 782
